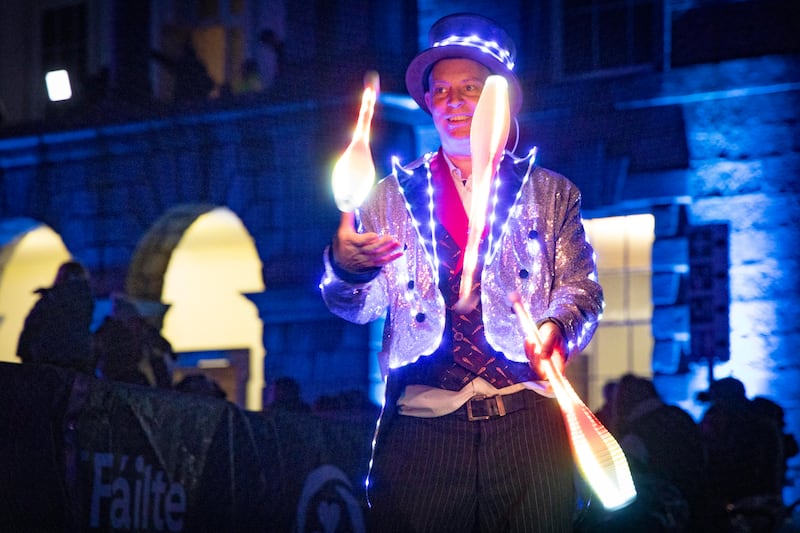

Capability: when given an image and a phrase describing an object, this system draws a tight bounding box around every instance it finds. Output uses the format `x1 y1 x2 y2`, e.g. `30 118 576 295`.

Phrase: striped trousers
366 390 575 533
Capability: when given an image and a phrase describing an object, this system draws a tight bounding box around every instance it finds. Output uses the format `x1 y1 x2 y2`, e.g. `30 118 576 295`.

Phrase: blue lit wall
650 57 800 502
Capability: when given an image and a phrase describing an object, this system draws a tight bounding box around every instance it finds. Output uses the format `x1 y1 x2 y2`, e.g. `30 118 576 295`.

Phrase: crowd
15 262 800 532
579 374 798 533
15 262 380 418
16 261 202 394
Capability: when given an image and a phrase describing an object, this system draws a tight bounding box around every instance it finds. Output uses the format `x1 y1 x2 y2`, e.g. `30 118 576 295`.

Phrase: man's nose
447 92 464 107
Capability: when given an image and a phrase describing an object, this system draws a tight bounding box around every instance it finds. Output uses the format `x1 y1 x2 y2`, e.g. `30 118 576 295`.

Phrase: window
581 214 655 408
152 0 277 101
557 0 662 79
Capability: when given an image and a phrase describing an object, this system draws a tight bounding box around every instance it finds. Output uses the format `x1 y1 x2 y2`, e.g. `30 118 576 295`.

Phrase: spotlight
45 69 73 102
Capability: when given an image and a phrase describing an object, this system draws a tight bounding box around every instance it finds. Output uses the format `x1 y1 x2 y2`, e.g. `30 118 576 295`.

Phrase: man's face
424 58 491 156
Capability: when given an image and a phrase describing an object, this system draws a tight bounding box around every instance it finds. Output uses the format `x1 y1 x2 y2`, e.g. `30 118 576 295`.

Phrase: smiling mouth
447 115 471 126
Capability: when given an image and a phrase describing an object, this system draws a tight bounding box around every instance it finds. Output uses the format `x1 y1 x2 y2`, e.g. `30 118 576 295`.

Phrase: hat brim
405 47 522 116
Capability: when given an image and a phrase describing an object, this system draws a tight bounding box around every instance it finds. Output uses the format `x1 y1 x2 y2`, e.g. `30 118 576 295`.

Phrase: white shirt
397 378 551 418
442 152 472 212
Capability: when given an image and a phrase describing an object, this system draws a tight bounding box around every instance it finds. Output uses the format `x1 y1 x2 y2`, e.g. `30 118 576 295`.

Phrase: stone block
652 304 689 339
652 236 688 271
652 271 685 306
653 339 685 374
652 203 689 238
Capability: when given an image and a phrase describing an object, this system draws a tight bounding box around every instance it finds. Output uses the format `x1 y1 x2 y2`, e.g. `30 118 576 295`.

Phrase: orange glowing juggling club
508 292 637 511
455 75 510 313
332 71 380 213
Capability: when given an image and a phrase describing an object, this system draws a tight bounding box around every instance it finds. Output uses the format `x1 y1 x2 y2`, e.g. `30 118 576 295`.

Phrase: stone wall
0 98 374 403
660 55 800 501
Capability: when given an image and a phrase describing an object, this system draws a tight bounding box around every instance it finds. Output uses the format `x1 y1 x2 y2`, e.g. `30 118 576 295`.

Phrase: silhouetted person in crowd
263 376 310 414
752 395 800 490
578 374 708 532
313 389 381 424
17 261 95 374
594 379 618 432
620 374 708 531
93 293 175 388
174 373 227 400
699 377 784 530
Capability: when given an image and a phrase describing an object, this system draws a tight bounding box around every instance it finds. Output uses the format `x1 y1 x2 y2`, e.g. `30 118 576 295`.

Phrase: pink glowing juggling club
331 71 380 213
454 75 510 313
509 292 637 511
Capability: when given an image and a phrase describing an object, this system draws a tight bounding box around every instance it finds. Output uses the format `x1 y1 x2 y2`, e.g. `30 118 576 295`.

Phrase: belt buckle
466 394 506 421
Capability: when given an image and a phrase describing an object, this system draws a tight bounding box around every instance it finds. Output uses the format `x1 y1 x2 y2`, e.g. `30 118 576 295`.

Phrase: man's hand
524 320 567 378
332 212 403 273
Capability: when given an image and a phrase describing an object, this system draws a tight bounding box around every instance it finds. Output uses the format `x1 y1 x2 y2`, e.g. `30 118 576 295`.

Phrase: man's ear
424 91 431 110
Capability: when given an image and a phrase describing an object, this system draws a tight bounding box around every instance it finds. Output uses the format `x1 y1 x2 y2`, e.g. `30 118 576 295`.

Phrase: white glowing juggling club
331 71 380 213
509 292 637 511
455 75 510 312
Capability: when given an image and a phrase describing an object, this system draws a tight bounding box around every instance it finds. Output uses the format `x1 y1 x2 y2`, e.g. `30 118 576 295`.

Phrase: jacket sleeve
542 178 604 355
320 243 390 325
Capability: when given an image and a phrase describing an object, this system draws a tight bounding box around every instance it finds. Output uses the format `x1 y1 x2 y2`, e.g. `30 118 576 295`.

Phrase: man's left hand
524 320 567 377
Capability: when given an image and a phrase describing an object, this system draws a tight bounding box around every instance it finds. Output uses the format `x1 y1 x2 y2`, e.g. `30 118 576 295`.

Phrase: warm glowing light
162 208 265 410
540 358 637 510
582 214 655 406
456 75 510 311
510 293 637 511
0 224 72 363
332 71 380 212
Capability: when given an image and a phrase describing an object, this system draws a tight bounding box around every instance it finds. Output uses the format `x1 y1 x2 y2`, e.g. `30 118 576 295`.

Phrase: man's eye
465 84 481 92
433 86 448 94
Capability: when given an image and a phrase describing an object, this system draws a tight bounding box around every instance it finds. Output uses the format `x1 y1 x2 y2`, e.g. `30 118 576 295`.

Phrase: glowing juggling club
454 75 510 313
331 71 380 214
508 292 637 511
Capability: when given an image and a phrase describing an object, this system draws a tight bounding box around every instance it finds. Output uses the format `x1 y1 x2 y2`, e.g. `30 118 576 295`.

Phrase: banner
0 363 372 532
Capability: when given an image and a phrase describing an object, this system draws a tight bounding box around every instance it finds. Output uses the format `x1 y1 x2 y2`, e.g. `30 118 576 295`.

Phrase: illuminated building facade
0 0 798 501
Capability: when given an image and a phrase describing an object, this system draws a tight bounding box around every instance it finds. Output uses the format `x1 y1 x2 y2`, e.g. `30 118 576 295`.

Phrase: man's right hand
332 212 403 274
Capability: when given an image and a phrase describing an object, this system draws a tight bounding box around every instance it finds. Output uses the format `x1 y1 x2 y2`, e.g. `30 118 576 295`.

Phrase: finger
524 339 538 359
524 339 541 372
365 240 403 266
373 249 404 266
369 237 402 255
552 350 566 375
538 342 554 360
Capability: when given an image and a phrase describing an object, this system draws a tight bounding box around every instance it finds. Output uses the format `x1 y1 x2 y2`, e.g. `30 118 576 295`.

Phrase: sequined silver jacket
321 149 603 377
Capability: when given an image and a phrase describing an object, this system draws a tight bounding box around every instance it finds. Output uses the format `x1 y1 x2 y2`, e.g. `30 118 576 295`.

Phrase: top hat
405 13 522 115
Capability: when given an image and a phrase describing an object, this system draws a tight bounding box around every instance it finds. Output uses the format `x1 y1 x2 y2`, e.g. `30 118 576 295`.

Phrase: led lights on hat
432 35 515 71
405 13 523 115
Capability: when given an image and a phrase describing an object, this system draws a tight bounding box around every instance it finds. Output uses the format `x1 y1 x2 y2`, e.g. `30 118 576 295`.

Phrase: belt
458 390 530 421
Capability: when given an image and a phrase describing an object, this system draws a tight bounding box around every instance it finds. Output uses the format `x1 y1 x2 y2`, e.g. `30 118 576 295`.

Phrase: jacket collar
394 148 535 268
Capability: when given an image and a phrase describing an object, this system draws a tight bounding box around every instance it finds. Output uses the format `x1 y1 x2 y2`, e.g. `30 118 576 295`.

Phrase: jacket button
528 230 538 239
519 269 529 279
407 280 415 290
415 312 426 323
